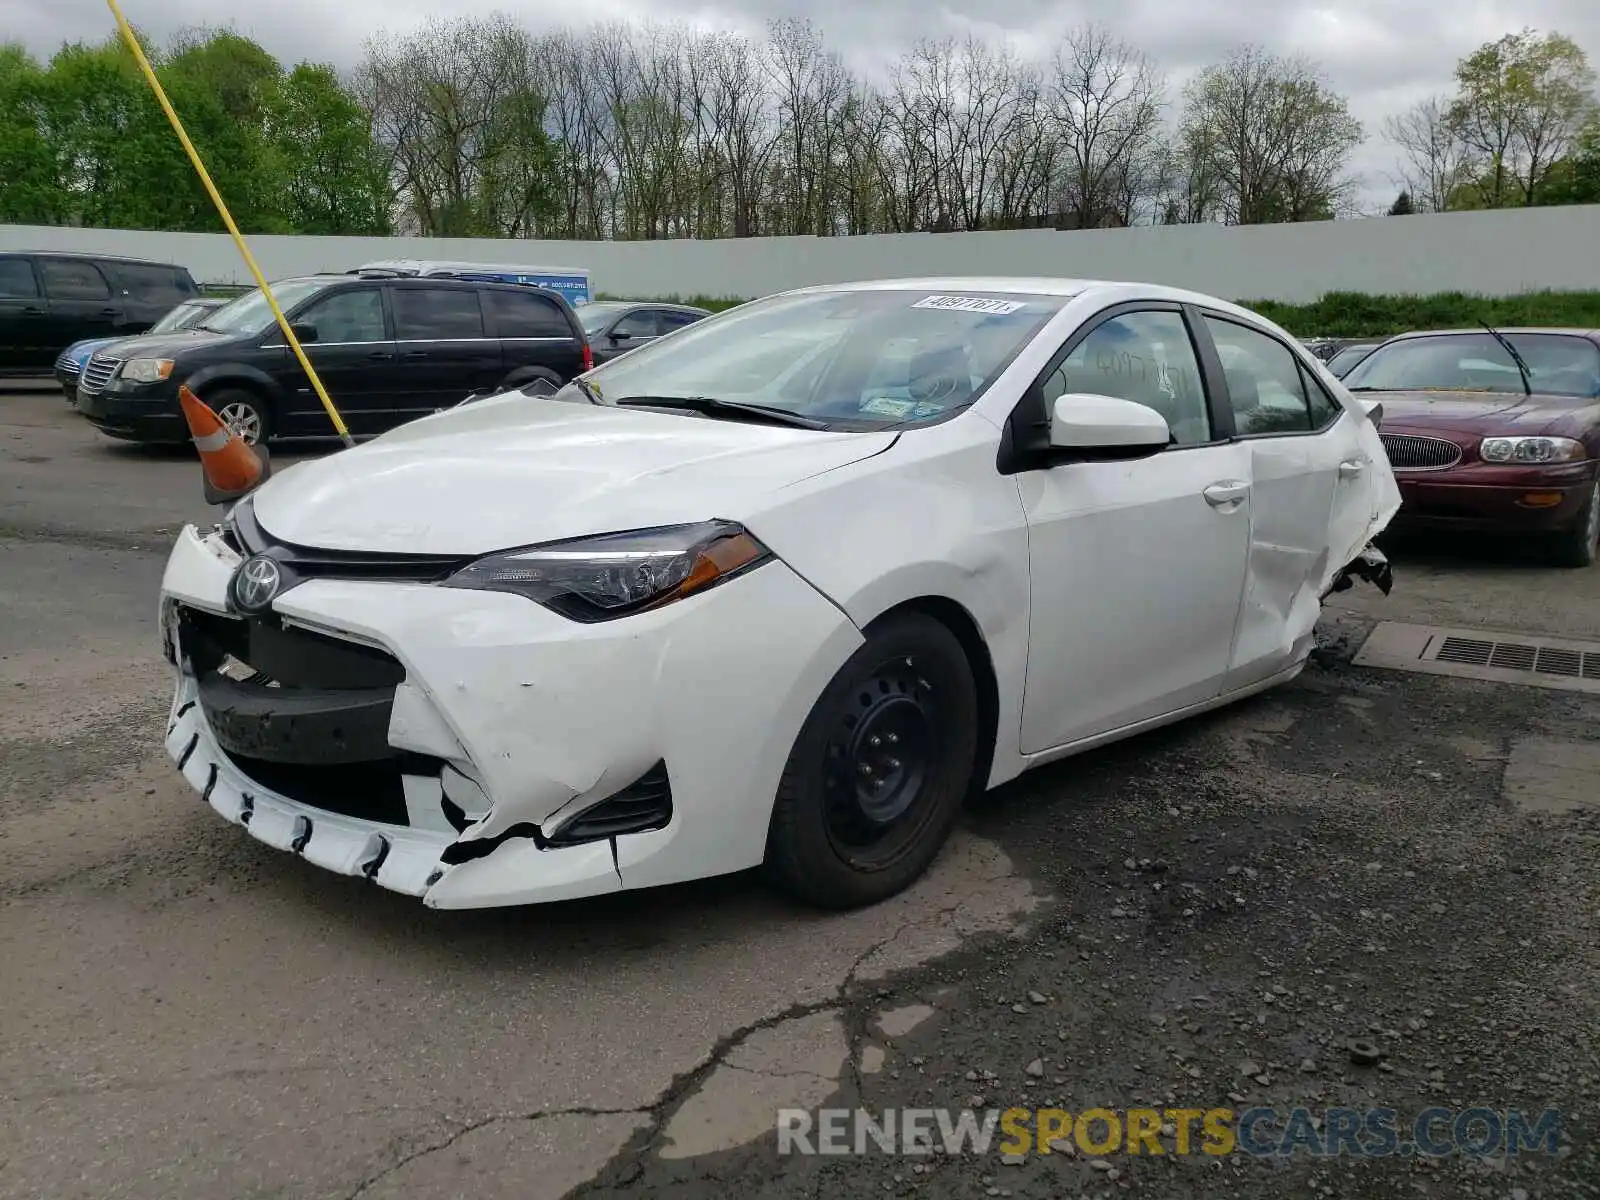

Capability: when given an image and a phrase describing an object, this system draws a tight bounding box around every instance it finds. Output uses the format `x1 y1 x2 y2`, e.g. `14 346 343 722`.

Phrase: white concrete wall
4 205 1599 303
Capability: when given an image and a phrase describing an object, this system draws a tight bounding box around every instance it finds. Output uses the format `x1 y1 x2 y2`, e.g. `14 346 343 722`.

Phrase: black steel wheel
765 611 979 909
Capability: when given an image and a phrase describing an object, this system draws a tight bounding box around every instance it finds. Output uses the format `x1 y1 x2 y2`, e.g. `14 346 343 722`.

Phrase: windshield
149 301 209 334
197 280 332 337
578 302 629 335
1326 343 1378 378
560 288 1064 430
1342 332 1600 397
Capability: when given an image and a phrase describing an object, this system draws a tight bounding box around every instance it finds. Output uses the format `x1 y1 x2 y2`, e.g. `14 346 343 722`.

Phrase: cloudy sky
8 0 1598 211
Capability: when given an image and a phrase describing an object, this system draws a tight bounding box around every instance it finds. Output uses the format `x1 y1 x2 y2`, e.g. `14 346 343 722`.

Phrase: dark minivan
73 273 594 445
0 252 199 376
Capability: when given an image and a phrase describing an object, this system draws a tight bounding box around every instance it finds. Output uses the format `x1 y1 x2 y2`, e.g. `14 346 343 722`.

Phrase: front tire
765 611 979 909
208 388 272 448
1548 481 1599 568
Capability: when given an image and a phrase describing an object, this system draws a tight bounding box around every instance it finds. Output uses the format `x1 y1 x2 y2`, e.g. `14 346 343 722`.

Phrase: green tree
1538 118 1600 204
0 45 62 223
268 64 393 234
1447 29 1597 206
1177 46 1362 224
1388 190 1415 214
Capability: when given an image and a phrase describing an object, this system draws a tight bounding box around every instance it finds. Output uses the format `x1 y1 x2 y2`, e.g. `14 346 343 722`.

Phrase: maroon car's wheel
1549 481 1600 569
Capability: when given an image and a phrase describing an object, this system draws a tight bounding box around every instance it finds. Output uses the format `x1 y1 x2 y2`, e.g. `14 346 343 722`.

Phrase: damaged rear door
1196 313 1391 692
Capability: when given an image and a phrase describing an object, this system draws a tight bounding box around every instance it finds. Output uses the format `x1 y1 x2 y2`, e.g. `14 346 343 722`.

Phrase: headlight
122 358 175 384
1478 436 1586 464
440 520 772 621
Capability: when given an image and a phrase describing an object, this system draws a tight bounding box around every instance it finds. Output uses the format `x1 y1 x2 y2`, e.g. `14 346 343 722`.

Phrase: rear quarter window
484 289 576 339
113 263 193 305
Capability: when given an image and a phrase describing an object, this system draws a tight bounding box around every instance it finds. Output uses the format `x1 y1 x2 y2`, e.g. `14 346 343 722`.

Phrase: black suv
0 251 199 377
73 273 594 445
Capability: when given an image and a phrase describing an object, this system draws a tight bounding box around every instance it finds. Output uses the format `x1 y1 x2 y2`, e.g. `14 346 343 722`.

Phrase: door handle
20 306 44 316
366 349 391 359
99 307 118 315
401 349 428 359
1203 480 1250 508
1338 459 1366 479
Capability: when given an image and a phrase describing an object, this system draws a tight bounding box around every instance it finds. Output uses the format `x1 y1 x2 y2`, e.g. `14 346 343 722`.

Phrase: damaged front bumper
159 523 862 908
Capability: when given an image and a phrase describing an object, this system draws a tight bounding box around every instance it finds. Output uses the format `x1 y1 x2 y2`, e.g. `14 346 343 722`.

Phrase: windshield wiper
1479 322 1532 397
613 395 829 430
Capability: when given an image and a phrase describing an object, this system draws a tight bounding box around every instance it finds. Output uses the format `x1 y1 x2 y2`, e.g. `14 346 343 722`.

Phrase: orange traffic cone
178 385 269 504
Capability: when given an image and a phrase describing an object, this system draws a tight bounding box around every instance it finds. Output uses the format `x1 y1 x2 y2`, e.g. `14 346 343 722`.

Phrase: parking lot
2 384 1597 1199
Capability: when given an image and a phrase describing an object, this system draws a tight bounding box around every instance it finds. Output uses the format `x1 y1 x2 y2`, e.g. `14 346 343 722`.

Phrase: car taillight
581 342 594 372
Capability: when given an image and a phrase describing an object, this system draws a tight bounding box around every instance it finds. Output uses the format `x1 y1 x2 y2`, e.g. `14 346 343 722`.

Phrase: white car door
1013 305 1253 754
1198 314 1385 691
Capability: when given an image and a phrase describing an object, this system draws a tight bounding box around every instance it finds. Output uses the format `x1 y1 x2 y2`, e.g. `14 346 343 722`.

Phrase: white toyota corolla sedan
158 277 1400 910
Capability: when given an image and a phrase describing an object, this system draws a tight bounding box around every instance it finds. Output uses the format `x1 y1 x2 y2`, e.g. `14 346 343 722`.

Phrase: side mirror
289 321 318 344
609 330 630 344
1048 392 1170 458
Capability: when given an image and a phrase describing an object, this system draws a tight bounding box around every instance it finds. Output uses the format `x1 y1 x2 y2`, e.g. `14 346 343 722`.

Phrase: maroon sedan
1341 327 1600 567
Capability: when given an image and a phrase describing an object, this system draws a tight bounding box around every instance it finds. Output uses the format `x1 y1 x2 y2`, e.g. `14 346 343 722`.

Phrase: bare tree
766 19 851 236
1048 24 1166 228
359 15 560 237
1383 95 1475 212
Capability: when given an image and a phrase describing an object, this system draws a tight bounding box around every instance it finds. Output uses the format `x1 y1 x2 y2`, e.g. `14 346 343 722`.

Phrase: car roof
356 259 587 275
599 300 710 314
1386 326 1600 341
20 250 191 269
777 276 1276 322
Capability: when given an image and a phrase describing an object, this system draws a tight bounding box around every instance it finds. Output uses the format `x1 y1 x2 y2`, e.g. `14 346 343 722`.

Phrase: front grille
55 352 80 380
226 497 472 583
78 355 119 395
176 602 449 824
1380 433 1463 472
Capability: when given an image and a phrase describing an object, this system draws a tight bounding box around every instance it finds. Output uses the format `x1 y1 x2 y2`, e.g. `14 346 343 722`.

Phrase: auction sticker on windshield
912 296 1026 315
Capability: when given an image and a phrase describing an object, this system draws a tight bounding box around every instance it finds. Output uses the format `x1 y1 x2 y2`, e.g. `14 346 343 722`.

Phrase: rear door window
38 259 112 301
659 310 702 332
484 289 572 339
114 263 192 306
1204 316 1327 435
392 288 485 340
0 258 39 299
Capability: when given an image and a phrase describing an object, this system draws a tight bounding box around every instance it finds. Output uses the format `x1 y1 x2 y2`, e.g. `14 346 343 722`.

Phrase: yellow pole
105 0 354 446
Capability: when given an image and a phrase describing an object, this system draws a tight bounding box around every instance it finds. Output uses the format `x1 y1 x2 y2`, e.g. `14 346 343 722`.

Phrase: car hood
62 336 120 366
1369 389 1593 436
92 328 233 359
250 394 899 555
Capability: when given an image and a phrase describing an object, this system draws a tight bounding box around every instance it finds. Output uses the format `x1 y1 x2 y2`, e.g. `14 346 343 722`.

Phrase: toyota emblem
231 554 283 613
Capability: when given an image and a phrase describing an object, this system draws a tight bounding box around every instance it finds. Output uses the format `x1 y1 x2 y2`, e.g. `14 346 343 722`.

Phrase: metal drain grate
1354 623 1600 694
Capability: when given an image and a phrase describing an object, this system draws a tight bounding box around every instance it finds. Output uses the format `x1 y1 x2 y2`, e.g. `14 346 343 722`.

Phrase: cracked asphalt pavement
3 387 1598 1199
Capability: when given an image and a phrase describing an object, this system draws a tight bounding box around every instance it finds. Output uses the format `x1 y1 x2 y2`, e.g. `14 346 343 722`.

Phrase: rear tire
1548 481 1599 568
207 388 272 448
764 611 979 910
